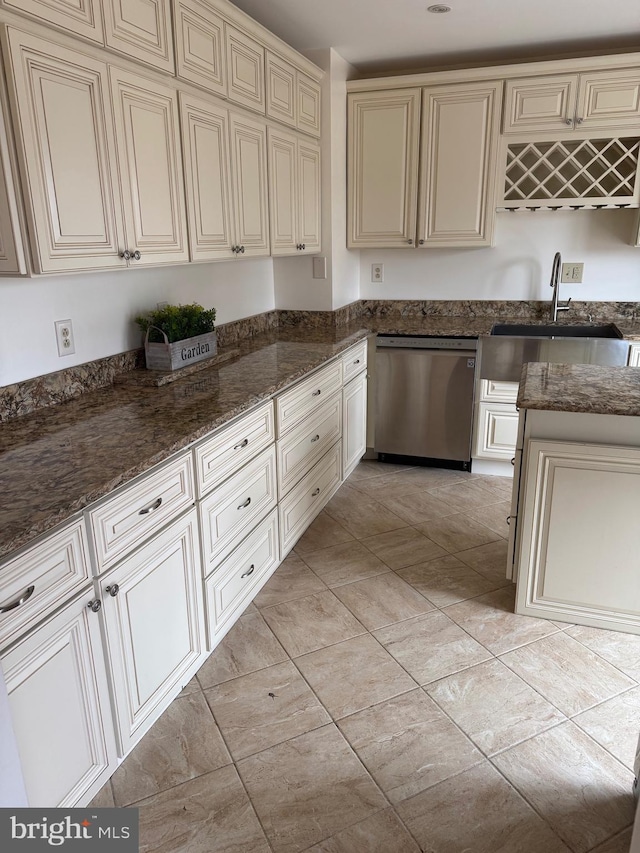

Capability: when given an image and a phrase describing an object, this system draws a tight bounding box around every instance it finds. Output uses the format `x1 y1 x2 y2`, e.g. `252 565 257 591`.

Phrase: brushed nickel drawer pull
234 438 249 450
312 389 321 397
0 585 35 614
241 564 255 579
139 497 163 516
311 488 320 497
506 516 512 526
311 434 320 443
511 457 515 466
238 496 252 510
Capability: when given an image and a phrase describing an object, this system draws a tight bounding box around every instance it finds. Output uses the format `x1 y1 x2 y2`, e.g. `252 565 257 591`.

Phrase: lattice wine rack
499 136 640 210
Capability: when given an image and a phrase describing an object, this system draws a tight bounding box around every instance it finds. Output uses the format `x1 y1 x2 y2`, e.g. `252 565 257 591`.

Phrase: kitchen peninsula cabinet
268 126 321 255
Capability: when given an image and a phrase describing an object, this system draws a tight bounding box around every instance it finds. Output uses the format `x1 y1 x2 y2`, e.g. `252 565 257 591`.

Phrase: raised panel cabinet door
267 127 297 255
229 111 270 256
2 28 126 273
343 372 367 479
297 72 321 137
347 89 421 248
2 592 118 807
473 401 519 460
266 51 296 128
110 68 189 266
418 81 502 248
225 24 265 114
0 97 27 275
103 0 174 74
173 0 226 96
297 138 321 254
99 511 204 755
628 343 640 367
577 69 640 130
1 0 104 42
503 75 577 133
180 92 234 261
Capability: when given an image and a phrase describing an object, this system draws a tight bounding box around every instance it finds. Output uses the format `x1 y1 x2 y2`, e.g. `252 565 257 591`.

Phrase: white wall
359 209 640 302
0 259 275 386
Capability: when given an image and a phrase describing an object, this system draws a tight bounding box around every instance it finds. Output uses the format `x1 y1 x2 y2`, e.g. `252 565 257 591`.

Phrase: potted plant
135 302 217 371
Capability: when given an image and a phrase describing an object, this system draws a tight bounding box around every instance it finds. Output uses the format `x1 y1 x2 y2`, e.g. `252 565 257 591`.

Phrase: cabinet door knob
120 250 131 260
239 245 245 254
241 564 255 579
301 243 305 250
511 457 515 466
87 599 102 613
407 239 413 244
132 250 141 260
105 584 120 597
575 117 584 125
419 239 425 245
0 585 35 613
565 118 573 125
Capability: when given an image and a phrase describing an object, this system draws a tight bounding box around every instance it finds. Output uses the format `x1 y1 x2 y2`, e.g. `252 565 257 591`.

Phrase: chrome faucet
550 252 571 322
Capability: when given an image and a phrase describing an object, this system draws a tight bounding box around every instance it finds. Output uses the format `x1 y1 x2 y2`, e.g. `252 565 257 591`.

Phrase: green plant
135 303 216 344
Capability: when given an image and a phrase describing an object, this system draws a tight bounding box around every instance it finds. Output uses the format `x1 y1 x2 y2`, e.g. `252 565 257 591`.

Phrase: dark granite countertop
518 362 640 416
2 312 640 562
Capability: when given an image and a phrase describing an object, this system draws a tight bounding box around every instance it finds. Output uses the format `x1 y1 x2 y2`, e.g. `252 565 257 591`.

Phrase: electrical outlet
561 262 584 283
313 256 327 279
54 319 75 357
371 263 384 283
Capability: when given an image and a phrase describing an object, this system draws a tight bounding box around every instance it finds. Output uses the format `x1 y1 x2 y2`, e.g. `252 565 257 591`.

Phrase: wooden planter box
144 328 217 371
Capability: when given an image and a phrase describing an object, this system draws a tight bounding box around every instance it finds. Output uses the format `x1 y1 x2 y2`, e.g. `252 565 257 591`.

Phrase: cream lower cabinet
418 81 502 247
473 380 519 464
342 340 368 478
628 343 640 366
98 510 205 755
2 590 118 806
268 126 321 256
110 67 189 266
2 28 127 273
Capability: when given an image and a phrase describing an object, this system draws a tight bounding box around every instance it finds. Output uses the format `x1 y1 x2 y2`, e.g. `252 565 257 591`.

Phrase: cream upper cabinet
103 0 174 74
2 28 127 273
173 0 226 97
347 88 421 248
0 96 27 275
1 0 104 42
418 81 502 248
297 73 321 137
229 110 270 256
225 24 265 115
266 51 297 128
110 67 189 266
504 69 640 133
180 92 234 261
268 127 321 256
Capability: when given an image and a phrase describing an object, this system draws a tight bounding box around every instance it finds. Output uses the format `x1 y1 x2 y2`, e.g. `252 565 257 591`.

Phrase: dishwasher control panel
376 335 478 351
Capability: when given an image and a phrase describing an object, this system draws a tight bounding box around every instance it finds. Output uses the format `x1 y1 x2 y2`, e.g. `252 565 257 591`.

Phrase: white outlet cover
560 262 584 283
54 319 75 357
371 263 384 282
313 256 327 279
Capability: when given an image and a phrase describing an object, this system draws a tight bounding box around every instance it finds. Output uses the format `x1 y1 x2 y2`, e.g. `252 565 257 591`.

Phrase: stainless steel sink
480 324 629 383
490 323 623 339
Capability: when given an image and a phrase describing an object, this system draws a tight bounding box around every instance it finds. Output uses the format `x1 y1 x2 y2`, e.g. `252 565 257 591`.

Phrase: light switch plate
561 262 584 283
313 256 327 279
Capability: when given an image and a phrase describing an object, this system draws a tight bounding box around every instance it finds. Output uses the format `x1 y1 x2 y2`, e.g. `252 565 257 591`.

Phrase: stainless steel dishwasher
375 335 477 471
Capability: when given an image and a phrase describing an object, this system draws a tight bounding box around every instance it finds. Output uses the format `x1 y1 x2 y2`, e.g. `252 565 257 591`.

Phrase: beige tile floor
91 461 639 853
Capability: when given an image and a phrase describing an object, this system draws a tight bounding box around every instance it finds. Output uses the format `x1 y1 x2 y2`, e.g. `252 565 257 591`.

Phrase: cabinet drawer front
474 402 519 460
479 379 519 404
276 360 342 436
279 441 342 555
0 520 90 652
88 454 195 573
2 590 116 806
277 393 342 497
205 509 279 642
341 340 368 384
99 510 203 755
200 445 277 570
195 401 275 498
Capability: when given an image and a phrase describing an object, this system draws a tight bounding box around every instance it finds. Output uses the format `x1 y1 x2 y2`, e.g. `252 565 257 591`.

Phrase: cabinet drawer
479 379 519 404
88 453 195 573
199 445 277 571
341 340 368 384
279 441 342 555
0 519 90 651
205 508 279 644
474 402 519 460
277 393 342 497
194 401 275 498
276 360 342 436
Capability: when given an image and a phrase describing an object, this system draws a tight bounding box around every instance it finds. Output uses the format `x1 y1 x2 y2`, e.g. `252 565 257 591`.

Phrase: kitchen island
511 362 640 635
